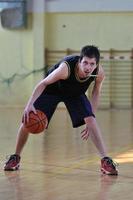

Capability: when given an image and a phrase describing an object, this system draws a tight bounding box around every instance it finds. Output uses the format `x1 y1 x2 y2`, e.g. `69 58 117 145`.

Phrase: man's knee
84 116 96 127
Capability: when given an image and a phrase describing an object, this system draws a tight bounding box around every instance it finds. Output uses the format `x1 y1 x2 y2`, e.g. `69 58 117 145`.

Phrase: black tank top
44 55 98 97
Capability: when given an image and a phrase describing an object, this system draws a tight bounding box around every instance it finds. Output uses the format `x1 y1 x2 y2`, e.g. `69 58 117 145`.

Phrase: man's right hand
23 104 37 124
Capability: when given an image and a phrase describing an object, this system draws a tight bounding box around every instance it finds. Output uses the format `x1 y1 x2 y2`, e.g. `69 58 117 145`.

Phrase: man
4 45 118 175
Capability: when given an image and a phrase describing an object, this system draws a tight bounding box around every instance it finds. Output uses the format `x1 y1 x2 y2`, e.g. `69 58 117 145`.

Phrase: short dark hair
79 45 100 64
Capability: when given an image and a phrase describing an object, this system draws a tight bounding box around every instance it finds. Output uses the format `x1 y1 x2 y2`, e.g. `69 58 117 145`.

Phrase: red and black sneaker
101 157 118 175
4 154 21 171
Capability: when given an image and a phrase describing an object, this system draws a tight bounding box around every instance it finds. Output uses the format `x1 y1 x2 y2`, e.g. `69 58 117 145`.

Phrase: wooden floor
0 108 133 200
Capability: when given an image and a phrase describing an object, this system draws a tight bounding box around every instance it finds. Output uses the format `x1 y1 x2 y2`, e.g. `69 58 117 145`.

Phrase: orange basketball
24 110 48 134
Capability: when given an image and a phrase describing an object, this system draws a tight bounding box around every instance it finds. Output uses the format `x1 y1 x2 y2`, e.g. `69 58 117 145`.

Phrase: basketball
24 110 48 134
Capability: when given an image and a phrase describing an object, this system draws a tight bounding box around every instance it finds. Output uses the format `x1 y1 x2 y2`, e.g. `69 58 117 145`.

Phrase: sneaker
101 157 118 175
4 154 21 171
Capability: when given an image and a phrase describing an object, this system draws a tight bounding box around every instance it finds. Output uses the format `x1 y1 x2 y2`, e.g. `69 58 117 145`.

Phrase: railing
45 48 133 109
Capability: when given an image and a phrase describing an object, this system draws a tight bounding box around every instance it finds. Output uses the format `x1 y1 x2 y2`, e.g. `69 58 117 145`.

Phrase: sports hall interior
0 0 133 200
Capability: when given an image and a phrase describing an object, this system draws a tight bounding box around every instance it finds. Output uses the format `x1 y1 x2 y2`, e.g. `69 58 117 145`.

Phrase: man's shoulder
63 55 79 62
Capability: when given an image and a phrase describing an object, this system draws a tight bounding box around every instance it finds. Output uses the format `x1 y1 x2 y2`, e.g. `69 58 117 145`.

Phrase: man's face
79 56 97 78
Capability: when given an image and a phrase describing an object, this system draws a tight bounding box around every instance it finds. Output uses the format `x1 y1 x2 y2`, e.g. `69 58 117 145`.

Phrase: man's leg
84 116 107 158
4 124 29 171
83 117 118 175
64 94 118 175
4 94 61 171
15 123 29 155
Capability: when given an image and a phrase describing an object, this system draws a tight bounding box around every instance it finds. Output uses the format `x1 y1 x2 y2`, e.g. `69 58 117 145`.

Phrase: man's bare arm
91 65 105 113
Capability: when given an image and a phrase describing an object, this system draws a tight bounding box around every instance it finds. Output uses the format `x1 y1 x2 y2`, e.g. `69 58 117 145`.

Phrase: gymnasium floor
0 107 133 200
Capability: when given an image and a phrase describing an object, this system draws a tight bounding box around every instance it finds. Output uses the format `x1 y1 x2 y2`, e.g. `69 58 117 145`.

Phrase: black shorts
34 93 95 128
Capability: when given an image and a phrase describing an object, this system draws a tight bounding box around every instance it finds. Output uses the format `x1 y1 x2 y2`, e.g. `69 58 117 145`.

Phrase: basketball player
4 45 118 175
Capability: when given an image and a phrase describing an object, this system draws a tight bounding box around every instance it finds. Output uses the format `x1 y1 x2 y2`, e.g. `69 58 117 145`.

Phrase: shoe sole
4 164 20 171
101 168 118 175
